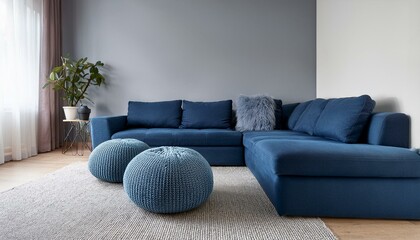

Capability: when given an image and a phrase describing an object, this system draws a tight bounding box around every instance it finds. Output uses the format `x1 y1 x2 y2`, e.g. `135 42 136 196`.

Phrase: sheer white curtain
0 0 42 163
0 106 3 164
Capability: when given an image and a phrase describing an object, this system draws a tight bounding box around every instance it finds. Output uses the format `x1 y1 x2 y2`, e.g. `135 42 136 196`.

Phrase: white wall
317 0 420 147
62 0 316 116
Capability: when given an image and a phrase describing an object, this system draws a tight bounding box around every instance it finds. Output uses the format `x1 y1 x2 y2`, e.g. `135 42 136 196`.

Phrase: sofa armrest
367 112 409 148
90 116 128 149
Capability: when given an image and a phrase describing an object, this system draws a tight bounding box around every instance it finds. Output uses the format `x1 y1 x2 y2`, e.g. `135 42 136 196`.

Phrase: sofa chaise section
244 112 420 219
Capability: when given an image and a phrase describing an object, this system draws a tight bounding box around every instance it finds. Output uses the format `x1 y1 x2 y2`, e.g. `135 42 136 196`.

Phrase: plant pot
63 106 79 120
78 105 91 120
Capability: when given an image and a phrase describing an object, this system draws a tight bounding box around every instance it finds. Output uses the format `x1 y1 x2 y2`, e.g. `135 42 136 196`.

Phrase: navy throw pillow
281 103 299 130
292 99 328 135
314 95 376 143
181 100 232 129
274 99 283 130
127 100 182 128
287 100 312 130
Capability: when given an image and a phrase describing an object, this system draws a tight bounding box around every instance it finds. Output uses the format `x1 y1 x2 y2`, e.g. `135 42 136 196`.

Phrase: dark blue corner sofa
90 97 420 220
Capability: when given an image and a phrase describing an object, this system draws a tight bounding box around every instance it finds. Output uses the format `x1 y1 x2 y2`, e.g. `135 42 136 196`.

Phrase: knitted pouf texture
123 146 214 213
88 139 150 183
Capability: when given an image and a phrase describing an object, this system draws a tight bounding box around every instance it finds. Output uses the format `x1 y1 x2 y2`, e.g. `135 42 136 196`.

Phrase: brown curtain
38 0 63 153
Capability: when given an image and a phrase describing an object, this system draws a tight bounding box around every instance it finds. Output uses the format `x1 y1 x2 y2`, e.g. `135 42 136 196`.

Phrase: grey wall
62 0 316 116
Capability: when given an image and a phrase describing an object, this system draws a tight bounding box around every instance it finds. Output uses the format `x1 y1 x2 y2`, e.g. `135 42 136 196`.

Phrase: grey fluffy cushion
235 95 276 131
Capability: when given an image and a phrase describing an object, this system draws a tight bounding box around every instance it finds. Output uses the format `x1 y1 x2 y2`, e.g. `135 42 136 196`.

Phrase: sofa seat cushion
243 130 327 149
247 139 420 178
112 128 242 146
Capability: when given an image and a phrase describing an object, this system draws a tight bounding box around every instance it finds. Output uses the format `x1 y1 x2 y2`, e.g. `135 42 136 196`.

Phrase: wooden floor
0 149 88 193
1 150 420 239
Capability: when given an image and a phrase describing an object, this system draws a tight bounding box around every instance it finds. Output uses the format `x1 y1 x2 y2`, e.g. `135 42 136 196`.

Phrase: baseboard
4 147 12 162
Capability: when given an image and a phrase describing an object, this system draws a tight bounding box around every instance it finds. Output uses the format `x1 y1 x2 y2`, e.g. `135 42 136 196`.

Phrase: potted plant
43 56 105 120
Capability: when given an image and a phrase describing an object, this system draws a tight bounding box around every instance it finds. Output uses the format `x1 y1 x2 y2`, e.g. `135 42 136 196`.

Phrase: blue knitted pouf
123 146 214 213
88 139 149 183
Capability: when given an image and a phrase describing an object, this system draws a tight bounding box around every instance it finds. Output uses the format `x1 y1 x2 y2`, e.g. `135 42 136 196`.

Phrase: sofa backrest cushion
181 100 232 129
292 99 328 135
314 95 376 143
127 100 182 128
287 100 312 130
235 95 276 131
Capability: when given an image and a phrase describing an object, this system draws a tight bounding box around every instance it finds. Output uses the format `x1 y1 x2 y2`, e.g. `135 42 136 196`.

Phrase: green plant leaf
44 56 106 106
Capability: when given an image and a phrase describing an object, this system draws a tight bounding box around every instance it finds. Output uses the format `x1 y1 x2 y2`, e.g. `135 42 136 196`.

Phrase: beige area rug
0 162 337 240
